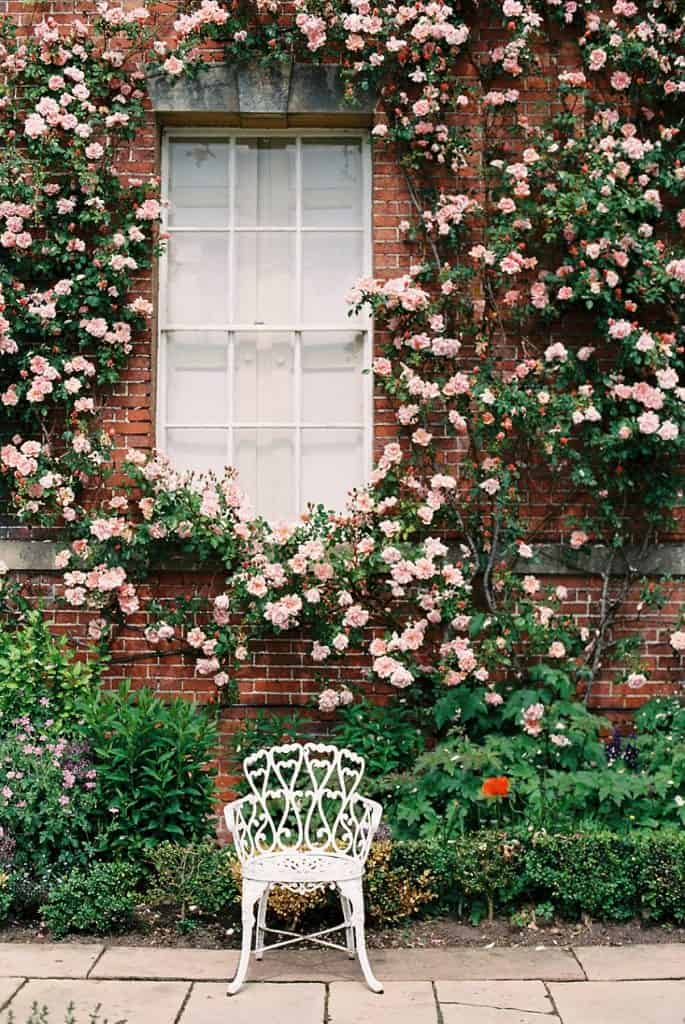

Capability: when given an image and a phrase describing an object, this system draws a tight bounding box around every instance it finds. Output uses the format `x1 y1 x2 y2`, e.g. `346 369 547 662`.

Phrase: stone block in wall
519 543 685 577
7 538 685 576
0 540 60 571
146 61 375 125
147 64 239 118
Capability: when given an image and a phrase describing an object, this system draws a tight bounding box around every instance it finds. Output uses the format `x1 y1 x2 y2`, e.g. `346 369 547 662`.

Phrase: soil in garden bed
1 915 683 949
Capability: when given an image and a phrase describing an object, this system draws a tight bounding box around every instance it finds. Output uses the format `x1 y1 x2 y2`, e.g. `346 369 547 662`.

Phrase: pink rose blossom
637 411 660 435
670 631 685 652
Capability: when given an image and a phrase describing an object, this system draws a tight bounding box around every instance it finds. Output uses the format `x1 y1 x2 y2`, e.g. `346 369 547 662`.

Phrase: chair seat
242 851 363 885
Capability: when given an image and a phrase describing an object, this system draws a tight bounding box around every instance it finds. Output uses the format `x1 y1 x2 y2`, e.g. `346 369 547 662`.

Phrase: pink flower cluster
173 0 228 38
0 200 34 253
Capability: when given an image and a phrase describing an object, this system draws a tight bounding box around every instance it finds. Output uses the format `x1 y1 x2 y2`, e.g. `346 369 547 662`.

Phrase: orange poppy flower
481 776 510 798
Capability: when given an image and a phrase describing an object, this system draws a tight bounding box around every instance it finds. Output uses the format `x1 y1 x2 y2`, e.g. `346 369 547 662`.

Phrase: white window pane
235 429 295 521
236 233 295 324
236 140 296 227
302 232 363 323
167 233 229 324
302 139 363 227
302 332 364 424
166 428 228 474
302 429 363 510
235 332 294 423
168 140 229 228
167 333 228 426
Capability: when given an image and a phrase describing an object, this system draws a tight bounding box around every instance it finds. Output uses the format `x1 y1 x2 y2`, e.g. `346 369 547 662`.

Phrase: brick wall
4 2 684 801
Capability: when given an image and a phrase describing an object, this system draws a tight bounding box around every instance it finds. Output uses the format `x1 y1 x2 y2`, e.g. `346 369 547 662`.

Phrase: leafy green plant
147 840 239 924
8 1006 125 1024
524 832 638 922
331 699 425 782
40 861 140 938
634 831 685 924
452 832 524 923
0 610 99 733
0 869 13 924
379 692 685 838
79 683 218 861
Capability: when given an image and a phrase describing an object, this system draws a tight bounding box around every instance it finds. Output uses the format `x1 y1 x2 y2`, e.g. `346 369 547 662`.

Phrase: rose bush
0 0 683 732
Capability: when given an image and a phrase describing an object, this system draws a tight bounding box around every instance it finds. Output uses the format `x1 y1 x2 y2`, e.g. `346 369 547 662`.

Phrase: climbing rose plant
0 0 684 724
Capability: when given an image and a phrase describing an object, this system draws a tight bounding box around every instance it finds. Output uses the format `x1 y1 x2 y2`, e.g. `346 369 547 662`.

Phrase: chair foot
229 878 267 997
357 948 384 994
338 878 383 995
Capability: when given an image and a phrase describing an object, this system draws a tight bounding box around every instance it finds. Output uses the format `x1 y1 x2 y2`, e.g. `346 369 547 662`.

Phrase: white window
158 131 372 521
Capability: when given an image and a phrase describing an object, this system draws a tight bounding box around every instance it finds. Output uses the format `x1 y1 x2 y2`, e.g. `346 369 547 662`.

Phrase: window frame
156 127 374 516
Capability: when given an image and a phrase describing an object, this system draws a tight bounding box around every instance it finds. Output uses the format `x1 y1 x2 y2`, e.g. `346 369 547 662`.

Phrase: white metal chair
224 742 384 995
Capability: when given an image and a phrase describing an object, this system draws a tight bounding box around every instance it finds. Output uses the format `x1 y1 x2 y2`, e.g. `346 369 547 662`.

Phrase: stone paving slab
91 946 238 981
0 979 23 1010
328 980 435 1024
549 979 685 1024
252 946 583 982
0 979 189 1024
0 944 103 979
441 1007 556 1023
436 980 554 1014
573 943 685 980
182 982 325 1024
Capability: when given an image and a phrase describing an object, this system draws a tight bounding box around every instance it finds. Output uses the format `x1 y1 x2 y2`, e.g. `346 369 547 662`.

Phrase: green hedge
6 829 683 936
136 830 685 931
413 830 685 925
40 861 140 938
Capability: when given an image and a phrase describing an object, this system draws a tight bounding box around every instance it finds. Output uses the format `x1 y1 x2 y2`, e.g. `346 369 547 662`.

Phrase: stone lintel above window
146 63 376 127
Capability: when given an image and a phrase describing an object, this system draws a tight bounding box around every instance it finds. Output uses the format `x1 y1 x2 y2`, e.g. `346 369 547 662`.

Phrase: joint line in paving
567 948 589 982
173 980 194 1024
543 980 564 1021
323 981 330 1024
86 945 107 979
431 980 445 1024
0 977 28 1013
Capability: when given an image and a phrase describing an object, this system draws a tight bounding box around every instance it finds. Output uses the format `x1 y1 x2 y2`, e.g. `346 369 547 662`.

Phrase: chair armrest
367 797 383 835
353 795 384 863
223 798 242 836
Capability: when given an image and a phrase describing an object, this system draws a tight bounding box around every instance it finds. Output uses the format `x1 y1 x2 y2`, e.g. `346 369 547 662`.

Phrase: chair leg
255 884 270 961
338 879 383 993
228 879 266 996
339 892 356 959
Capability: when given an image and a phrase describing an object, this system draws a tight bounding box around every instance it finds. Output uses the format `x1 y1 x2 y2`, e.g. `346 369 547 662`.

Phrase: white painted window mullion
362 134 374 478
294 137 303 513
228 331 235 467
227 139 236 469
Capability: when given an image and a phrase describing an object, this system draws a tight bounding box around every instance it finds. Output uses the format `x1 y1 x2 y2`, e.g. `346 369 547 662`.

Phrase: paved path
0 943 682 1023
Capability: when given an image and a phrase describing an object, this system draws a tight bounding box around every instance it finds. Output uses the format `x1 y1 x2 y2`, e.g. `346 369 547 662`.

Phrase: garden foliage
40 860 140 938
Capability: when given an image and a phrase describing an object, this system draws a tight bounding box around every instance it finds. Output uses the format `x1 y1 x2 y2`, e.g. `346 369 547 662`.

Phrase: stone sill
4 539 685 576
